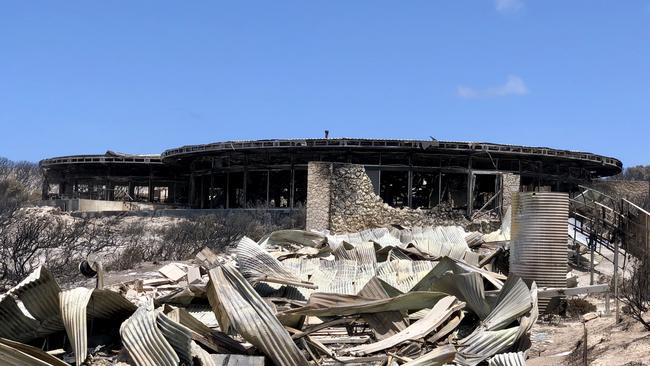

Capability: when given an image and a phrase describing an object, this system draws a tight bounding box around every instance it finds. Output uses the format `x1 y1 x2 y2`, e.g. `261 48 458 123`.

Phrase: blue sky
0 1 648 166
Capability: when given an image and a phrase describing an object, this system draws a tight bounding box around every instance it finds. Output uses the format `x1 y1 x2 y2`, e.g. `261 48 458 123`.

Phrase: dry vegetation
613 165 650 182
0 156 304 289
619 256 650 330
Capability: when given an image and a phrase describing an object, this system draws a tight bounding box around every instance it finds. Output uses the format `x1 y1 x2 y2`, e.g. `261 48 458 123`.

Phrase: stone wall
306 162 466 233
305 162 332 231
501 173 521 211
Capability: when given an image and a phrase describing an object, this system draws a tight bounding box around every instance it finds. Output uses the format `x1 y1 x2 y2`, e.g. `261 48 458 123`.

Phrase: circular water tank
510 192 569 312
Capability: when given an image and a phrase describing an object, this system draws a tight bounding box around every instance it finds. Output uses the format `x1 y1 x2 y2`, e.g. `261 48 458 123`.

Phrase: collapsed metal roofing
0 224 540 365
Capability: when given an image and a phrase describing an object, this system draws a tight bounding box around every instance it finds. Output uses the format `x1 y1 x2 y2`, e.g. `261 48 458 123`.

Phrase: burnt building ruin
40 138 622 215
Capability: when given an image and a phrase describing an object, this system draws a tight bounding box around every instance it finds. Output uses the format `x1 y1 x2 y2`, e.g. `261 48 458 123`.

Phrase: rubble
159 263 189 283
0 225 537 365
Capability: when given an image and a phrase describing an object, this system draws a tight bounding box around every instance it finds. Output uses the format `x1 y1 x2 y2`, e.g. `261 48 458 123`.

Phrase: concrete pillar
501 173 521 215
306 162 333 231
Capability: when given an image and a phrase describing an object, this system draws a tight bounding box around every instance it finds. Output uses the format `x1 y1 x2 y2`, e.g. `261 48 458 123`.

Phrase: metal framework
569 185 650 322
40 138 623 210
162 138 622 171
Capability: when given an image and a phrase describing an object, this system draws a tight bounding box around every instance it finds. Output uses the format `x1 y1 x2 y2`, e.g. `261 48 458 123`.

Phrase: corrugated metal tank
510 192 569 312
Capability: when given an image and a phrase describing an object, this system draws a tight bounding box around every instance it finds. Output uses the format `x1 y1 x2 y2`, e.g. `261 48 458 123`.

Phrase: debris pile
0 225 536 366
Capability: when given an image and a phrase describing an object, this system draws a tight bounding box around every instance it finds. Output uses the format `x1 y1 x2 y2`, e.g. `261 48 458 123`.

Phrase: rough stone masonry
306 162 468 232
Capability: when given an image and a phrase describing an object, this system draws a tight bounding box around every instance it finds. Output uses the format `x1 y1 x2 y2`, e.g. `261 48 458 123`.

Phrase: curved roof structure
40 151 162 167
38 138 623 209
161 138 622 177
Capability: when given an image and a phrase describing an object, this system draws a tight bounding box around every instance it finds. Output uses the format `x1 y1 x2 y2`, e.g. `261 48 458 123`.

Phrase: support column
407 169 413 208
467 158 474 216
169 183 176 204
243 169 248 207
290 166 295 209
148 179 154 202
188 174 196 207
266 170 270 207
501 173 521 215
62 181 73 198
41 177 49 200
438 172 442 205
199 176 205 209
225 172 230 209
128 182 135 201
106 181 114 201
306 162 333 231
209 171 214 208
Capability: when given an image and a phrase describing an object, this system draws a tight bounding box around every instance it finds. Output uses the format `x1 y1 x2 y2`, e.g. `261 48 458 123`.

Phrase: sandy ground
528 312 650 366
528 244 650 366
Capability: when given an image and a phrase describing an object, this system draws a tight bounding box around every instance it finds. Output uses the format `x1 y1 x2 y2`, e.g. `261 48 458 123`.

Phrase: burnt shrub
0 210 88 287
106 207 306 271
619 256 650 330
566 298 597 317
155 208 305 258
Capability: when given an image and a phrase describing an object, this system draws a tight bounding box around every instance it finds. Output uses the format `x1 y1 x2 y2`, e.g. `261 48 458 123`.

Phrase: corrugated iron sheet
186 304 220 328
156 311 193 365
410 257 504 293
120 301 179 366
262 229 327 249
206 265 309 366
332 241 377 271
510 192 569 312
0 337 69 366
399 226 470 259
163 306 247 354
0 266 63 341
86 289 137 318
455 327 520 366
0 294 42 342
346 296 463 355
59 288 93 365
488 352 526 366
236 236 310 288
59 287 137 365
482 277 532 331
326 228 402 249
282 291 448 317
402 344 456 366
428 272 491 319
357 277 408 340
455 278 537 366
